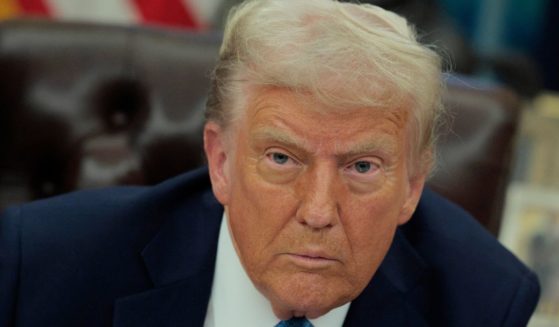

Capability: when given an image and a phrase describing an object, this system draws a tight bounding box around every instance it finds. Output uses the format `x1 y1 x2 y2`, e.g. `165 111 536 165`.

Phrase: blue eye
271 152 290 164
354 161 372 173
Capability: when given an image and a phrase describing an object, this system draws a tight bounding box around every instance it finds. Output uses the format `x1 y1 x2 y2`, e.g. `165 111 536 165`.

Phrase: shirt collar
207 212 350 327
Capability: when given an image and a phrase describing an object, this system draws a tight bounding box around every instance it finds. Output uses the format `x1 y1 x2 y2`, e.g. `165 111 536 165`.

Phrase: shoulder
0 166 215 274
2 167 213 241
0 167 217 325
403 188 540 326
407 188 530 275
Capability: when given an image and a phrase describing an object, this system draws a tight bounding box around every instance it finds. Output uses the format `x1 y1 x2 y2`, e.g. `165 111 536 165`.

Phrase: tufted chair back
0 19 521 235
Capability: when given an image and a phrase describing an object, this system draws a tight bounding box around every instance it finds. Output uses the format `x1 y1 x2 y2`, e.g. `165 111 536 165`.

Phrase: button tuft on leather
93 78 149 132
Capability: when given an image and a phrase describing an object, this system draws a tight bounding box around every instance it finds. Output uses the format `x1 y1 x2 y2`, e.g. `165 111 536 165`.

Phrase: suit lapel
113 177 224 327
344 229 434 327
112 275 214 327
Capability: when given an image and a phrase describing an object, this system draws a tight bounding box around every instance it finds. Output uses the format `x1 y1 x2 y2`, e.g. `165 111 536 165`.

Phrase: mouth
284 251 339 269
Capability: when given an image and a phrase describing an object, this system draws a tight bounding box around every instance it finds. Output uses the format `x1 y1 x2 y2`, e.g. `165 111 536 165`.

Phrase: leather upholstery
0 19 521 235
431 76 521 234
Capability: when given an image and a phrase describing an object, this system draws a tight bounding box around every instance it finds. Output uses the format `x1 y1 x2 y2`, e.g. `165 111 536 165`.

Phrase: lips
284 249 340 269
296 254 330 260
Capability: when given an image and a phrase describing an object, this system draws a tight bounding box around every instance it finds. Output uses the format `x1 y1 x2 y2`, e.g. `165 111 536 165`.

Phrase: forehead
239 87 410 153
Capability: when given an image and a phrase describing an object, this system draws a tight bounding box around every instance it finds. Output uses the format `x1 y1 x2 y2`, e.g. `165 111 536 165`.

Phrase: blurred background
0 0 558 325
1 0 557 93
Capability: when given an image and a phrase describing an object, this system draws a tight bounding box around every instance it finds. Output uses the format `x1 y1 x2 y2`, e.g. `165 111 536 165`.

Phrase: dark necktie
275 317 314 327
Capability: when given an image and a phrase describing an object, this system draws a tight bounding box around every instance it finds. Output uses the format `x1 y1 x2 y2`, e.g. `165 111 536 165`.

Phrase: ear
397 172 427 225
204 121 232 206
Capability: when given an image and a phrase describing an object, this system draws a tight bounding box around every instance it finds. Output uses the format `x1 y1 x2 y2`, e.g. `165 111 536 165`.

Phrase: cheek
235 157 299 220
235 144 300 218
341 192 403 272
227 153 299 263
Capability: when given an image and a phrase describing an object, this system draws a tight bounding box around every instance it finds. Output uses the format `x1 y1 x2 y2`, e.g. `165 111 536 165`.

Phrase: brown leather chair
0 19 521 235
432 76 521 234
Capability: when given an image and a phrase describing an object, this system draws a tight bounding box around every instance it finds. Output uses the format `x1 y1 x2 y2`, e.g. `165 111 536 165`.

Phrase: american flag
0 0 226 30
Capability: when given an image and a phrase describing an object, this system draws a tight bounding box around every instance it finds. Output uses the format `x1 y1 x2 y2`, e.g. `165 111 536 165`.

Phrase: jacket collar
343 229 433 326
114 168 224 327
113 168 433 326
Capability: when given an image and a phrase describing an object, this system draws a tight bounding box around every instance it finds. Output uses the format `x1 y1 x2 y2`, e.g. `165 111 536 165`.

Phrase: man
0 0 540 326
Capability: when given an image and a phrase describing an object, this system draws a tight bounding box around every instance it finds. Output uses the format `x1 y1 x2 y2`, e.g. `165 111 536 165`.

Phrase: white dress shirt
204 213 350 327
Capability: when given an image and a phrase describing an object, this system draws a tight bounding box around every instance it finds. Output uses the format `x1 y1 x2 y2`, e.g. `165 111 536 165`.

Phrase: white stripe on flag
186 0 223 25
46 0 139 24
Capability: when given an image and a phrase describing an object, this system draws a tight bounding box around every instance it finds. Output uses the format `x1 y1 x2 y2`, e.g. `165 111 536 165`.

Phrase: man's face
204 87 425 319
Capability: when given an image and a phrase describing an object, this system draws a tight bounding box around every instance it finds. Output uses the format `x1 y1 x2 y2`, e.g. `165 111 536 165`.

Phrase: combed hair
206 0 444 174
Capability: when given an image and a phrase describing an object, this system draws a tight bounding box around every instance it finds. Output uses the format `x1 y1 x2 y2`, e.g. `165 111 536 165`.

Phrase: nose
295 164 340 230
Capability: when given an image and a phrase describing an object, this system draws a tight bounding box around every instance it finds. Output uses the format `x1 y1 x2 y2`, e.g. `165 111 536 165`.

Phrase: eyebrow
339 138 397 157
250 127 399 161
251 128 308 151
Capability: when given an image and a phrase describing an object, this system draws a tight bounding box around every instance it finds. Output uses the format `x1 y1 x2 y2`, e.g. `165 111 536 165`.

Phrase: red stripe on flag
17 0 50 16
132 0 201 29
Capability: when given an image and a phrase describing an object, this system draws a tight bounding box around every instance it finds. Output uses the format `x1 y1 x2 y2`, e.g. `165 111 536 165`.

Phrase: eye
265 150 298 168
354 161 372 173
259 150 300 184
344 158 384 192
271 152 290 165
345 159 380 177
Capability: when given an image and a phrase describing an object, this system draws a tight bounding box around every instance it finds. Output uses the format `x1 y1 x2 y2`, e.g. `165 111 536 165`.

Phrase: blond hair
206 0 444 174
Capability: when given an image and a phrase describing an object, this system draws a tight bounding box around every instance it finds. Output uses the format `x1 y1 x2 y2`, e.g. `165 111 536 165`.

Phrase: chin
263 271 356 318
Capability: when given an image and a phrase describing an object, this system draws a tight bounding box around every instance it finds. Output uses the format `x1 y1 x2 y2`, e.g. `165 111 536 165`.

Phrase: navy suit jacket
0 167 540 326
